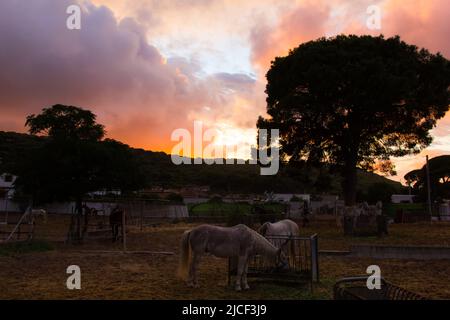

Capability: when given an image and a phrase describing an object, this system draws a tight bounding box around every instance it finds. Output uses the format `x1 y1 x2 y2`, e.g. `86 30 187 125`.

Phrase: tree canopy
258 35 450 205
405 155 450 200
25 104 105 142
14 105 143 207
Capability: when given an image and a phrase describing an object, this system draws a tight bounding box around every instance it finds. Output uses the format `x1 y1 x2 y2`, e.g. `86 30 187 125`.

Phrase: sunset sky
0 0 449 184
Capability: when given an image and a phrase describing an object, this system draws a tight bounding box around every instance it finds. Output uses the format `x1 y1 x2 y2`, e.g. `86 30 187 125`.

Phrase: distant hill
0 131 404 199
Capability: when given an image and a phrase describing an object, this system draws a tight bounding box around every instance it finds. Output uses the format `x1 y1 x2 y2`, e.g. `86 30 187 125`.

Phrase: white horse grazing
31 209 48 224
259 219 299 238
178 224 287 291
259 219 299 263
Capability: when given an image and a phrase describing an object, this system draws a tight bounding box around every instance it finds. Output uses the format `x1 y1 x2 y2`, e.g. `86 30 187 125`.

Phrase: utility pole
426 155 432 222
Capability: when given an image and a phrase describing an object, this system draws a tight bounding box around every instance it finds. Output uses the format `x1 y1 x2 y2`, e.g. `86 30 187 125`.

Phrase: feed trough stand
333 276 426 300
228 234 319 291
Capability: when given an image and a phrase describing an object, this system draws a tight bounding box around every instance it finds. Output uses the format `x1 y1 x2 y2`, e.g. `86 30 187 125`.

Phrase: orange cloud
0 0 264 154
250 0 330 72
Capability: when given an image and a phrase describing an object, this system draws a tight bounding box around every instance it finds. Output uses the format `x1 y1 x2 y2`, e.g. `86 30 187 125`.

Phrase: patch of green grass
384 203 426 217
0 240 54 256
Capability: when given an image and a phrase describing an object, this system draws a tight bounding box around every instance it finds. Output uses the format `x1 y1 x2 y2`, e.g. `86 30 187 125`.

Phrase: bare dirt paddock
1 214 450 299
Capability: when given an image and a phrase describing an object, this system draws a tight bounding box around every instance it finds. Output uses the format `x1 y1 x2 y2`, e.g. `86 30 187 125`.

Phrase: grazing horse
31 209 47 224
109 206 126 242
259 219 299 262
259 219 299 238
178 224 288 291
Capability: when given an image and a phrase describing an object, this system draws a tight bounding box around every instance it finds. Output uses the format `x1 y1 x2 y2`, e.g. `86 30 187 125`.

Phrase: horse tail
177 229 191 279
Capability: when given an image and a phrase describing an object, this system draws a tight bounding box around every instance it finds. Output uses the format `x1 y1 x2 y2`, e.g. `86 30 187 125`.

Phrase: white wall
391 194 415 204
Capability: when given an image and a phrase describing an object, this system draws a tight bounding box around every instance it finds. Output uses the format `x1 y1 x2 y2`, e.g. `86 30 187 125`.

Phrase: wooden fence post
122 209 127 252
140 201 144 231
310 234 319 283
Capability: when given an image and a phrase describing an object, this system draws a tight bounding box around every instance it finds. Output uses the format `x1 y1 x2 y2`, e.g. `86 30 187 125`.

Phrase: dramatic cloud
0 0 260 152
0 0 448 182
249 0 330 71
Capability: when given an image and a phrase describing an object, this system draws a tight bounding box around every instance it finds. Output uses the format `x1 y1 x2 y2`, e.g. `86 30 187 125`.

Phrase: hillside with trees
1 129 404 201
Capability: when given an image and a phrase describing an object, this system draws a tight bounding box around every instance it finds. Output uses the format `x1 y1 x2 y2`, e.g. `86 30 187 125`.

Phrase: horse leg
192 254 201 288
188 252 201 288
235 255 247 291
241 258 250 290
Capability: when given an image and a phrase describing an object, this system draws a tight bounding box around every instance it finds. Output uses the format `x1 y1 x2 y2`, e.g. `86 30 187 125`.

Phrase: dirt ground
1 214 450 299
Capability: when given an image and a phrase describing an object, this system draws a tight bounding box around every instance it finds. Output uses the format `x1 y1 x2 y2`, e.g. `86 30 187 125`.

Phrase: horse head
275 238 290 271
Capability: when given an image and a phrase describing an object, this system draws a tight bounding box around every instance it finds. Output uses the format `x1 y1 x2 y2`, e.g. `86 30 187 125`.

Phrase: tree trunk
342 157 358 206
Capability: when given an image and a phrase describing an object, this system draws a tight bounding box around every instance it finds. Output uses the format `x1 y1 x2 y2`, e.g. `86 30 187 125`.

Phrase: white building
273 193 310 203
0 173 16 198
87 189 122 197
391 194 416 204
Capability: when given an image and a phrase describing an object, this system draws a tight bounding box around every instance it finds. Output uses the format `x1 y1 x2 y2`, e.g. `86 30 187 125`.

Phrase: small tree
405 155 450 201
259 35 450 205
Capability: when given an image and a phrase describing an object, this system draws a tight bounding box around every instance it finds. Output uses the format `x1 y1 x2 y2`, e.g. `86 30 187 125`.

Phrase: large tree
16 105 144 240
258 35 450 205
21 105 106 209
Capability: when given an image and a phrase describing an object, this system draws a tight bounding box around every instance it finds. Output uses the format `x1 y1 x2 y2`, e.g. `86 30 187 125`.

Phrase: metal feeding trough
333 276 426 300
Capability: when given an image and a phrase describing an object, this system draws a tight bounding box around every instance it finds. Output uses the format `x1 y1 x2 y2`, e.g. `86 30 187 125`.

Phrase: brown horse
110 206 126 242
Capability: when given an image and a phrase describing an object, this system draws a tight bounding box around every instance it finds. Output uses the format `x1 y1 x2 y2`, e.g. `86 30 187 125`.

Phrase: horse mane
248 227 278 257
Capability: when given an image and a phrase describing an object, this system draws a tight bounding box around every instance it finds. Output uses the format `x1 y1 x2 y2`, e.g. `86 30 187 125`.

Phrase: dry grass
0 214 450 299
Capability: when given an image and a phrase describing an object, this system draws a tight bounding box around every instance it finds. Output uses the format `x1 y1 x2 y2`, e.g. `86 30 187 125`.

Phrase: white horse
259 219 299 238
178 224 288 291
259 219 299 263
31 209 47 224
